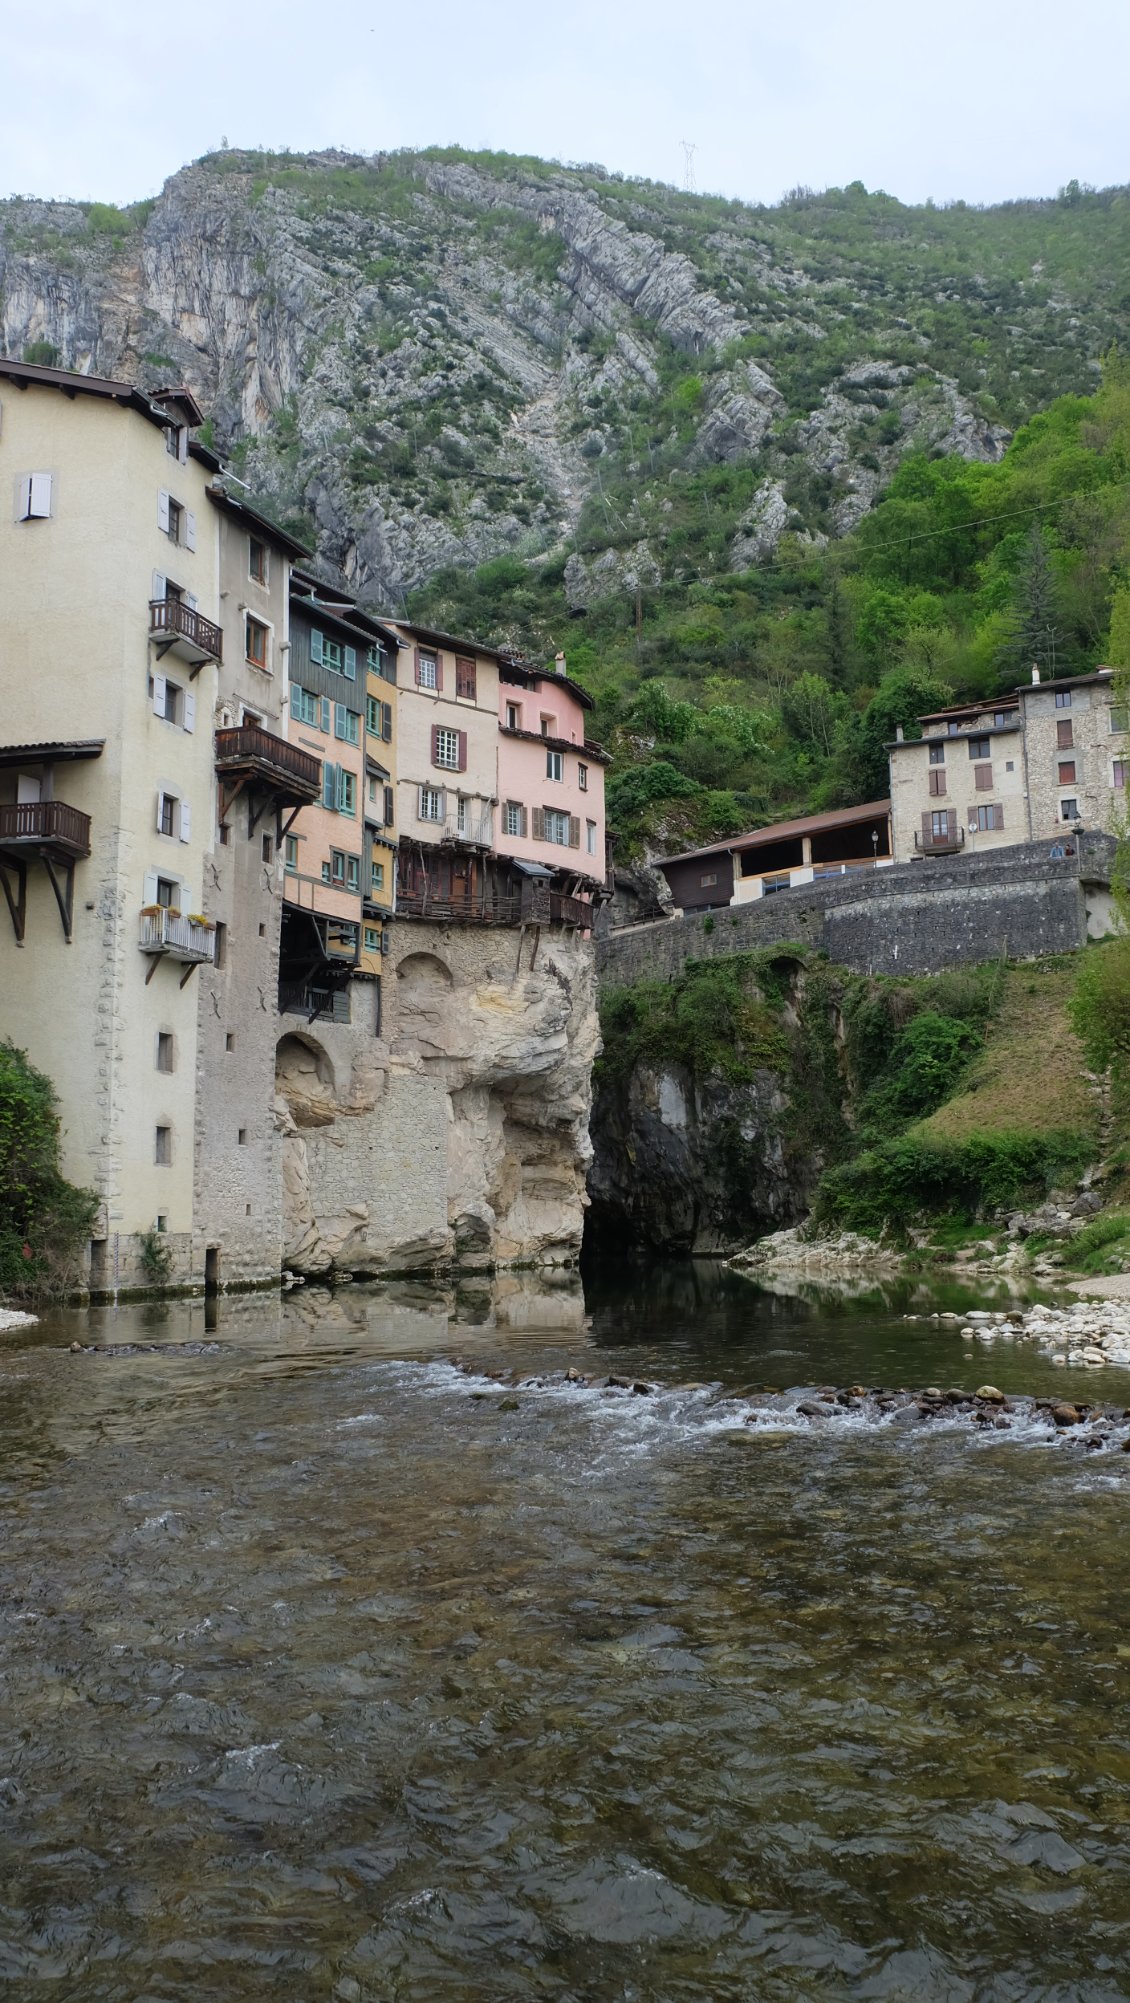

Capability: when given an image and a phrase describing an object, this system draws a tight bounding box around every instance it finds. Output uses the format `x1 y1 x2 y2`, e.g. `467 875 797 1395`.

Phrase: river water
3 1263 1130 2000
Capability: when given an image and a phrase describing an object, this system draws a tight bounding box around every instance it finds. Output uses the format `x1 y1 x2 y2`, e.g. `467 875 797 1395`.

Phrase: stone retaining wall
596 836 1117 987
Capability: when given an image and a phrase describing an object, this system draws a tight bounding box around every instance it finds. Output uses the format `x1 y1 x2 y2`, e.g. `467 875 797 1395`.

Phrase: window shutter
151 569 167 603
344 645 357 680
157 490 170 532
25 471 52 518
152 672 167 718
520 805 528 838
994 804 1005 830
384 785 395 826
457 730 468 772
321 697 331 734
335 702 347 738
568 815 580 848
532 807 545 841
185 592 198 613
178 426 189 466
920 812 932 838
434 654 444 693
437 787 447 821
185 510 197 552
310 628 324 665
179 799 192 843
323 761 337 811
155 792 166 833
144 869 159 905
928 769 946 797
431 723 441 765
414 647 422 685
974 763 992 791
382 702 392 742
337 767 348 812
1057 719 1073 749
183 690 196 733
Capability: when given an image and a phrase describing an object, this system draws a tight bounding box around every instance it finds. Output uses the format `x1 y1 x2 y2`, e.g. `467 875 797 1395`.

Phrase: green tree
999 524 1069 681
0 1043 96 1301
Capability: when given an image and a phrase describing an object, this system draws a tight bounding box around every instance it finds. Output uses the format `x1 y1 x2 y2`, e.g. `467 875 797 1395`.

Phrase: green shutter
344 645 357 680
323 761 337 811
310 628 323 664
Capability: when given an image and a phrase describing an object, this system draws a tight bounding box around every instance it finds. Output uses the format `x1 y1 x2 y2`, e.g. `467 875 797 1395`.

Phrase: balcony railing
396 890 523 926
215 724 321 800
138 908 216 963
550 891 593 929
0 799 91 857
915 826 966 855
149 596 223 663
279 981 351 1024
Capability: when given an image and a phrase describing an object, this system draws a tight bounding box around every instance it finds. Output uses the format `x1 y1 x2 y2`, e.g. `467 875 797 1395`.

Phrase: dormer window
165 425 188 463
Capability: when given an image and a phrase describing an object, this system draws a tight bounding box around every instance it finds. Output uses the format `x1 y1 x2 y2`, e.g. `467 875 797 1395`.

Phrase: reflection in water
1 1265 1129 1999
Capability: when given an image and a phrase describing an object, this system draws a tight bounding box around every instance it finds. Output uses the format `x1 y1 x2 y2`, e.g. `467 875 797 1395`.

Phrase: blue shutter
321 697 331 734
323 761 337 811
335 702 346 739
310 628 323 665
344 645 357 681
382 702 392 742
337 767 349 812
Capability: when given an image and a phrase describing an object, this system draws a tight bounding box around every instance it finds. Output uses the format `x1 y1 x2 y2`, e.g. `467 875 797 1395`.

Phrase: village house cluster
658 673 1126 911
0 358 607 1291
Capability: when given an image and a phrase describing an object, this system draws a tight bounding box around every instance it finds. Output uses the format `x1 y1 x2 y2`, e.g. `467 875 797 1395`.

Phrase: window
435 727 461 770
262 835 273 862
456 797 470 837
152 675 182 725
290 686 318 728
974 763 993 791
366 695 380 735
214 922 227 968
1057 719 1074 750
418 652 438 690
419 785 444 822
948 721 959 735
587 820 598 855
1115 761 1128 790
156 876 177 908
540 715 556 738
166 497 183 545
1061 798 1080 821
994 711 1014 728
929 742 945 765
154 1126 171 1166
546 749 564 782
238 1129 247 1146
323 636 342 670
338 771 356 817
1005 760 1015 773
1111 707 1128 734
158 792 176 837
285 835 298 872
762 873 791 896
1058 760 1077 785
245 616 268 669
321 860 331 884
541 807 571 845
329 850 346 885
225 1034 235 1052
334 704 360 745
504 801 526 838
968 736 991 760
346 856 360 892
367 772 381 809
930 810 951 838
455 657 477 700
578 763 589 792
505 702 521 731
16 472 52 520
366 643 384 675
155 1032 174 1073
364 925 380 951
970 804 1004 832
1055 690 1072 709
371 861 385 891
700 871 717 887
249 537 267 585
928 769 946 797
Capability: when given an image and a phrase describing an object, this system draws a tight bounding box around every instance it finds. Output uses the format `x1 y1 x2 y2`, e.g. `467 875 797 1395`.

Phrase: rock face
3 148 1103 609
273 921 599 1276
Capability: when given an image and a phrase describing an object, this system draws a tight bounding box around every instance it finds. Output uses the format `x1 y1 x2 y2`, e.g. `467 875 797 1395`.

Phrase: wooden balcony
396 890 523 926
0 799 91 859
149 596 223 666
215 724 321 803
550 890 593 929
915 826 966 855
139 908 216 964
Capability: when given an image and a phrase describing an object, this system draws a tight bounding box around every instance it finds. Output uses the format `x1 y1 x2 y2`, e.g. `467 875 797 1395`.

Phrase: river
2 1263 1129 2000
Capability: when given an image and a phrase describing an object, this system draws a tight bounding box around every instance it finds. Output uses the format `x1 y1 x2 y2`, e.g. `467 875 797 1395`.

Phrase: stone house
496 653 608 918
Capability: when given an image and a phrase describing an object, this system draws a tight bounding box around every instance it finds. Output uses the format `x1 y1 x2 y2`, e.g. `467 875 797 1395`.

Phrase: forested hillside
3 146 1128 851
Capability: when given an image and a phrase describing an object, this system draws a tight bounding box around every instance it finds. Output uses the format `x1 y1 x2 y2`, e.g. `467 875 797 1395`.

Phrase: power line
681 141 697 194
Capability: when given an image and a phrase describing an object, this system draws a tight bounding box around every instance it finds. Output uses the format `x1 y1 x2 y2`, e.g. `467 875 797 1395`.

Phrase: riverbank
0 1306 37 1332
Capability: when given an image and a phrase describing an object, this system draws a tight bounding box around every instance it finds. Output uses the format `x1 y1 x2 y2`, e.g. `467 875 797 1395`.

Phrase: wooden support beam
0 858 26 943
41 856 75 942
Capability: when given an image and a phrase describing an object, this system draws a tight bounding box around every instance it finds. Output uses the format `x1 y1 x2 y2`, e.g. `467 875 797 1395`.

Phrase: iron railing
915 827 966 854
138 909 215 961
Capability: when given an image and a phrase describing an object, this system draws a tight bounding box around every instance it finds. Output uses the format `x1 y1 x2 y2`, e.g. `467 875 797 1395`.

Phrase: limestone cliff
5 149 1118 609
272 921 599 1277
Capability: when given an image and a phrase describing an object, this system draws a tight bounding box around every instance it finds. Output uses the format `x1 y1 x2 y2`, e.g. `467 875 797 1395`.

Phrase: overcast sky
5 0 1127 212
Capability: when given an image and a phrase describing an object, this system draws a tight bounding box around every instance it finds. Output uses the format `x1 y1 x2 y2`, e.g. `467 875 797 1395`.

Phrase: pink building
496 655 607 904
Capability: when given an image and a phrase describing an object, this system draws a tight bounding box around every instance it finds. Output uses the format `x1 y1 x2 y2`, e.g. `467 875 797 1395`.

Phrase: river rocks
0 1306 38 1332
975 1385 1005 1403
730 1226 904 1277
1051 1403 1082 1427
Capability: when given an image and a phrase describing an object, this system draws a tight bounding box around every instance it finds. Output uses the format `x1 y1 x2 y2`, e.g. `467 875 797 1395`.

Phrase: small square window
156 1031 174 1073
258 922 266 937
261 834 273 863
155 1125 171 1166
156 876 177 908
968 736 991 760
1058 760 1076 785
249 537 267 585
1061 797 1080 822
364 925 380 950
929 743 945 765
225 1033 235 1052
1055 690 1072 709
218 822 231 846
238 1128 247 1146
578 763 589 792
214 921 227 968
155 1215 167 1233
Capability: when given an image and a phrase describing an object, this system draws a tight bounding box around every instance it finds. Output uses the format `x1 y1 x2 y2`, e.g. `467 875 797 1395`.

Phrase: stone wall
597 836 1117 989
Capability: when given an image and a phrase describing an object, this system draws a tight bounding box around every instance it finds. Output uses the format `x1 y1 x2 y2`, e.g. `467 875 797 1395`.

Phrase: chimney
554 650 567 676
1031 665 1041 684
896 725 904 742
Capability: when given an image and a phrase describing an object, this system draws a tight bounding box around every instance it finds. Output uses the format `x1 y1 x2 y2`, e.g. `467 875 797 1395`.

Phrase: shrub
1069 939 1130 1069
815 1128 1092 1234
0 1042 97 1300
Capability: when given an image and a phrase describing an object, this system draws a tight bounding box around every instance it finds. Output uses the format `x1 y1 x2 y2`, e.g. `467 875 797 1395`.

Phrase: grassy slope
915 963 1098 1151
